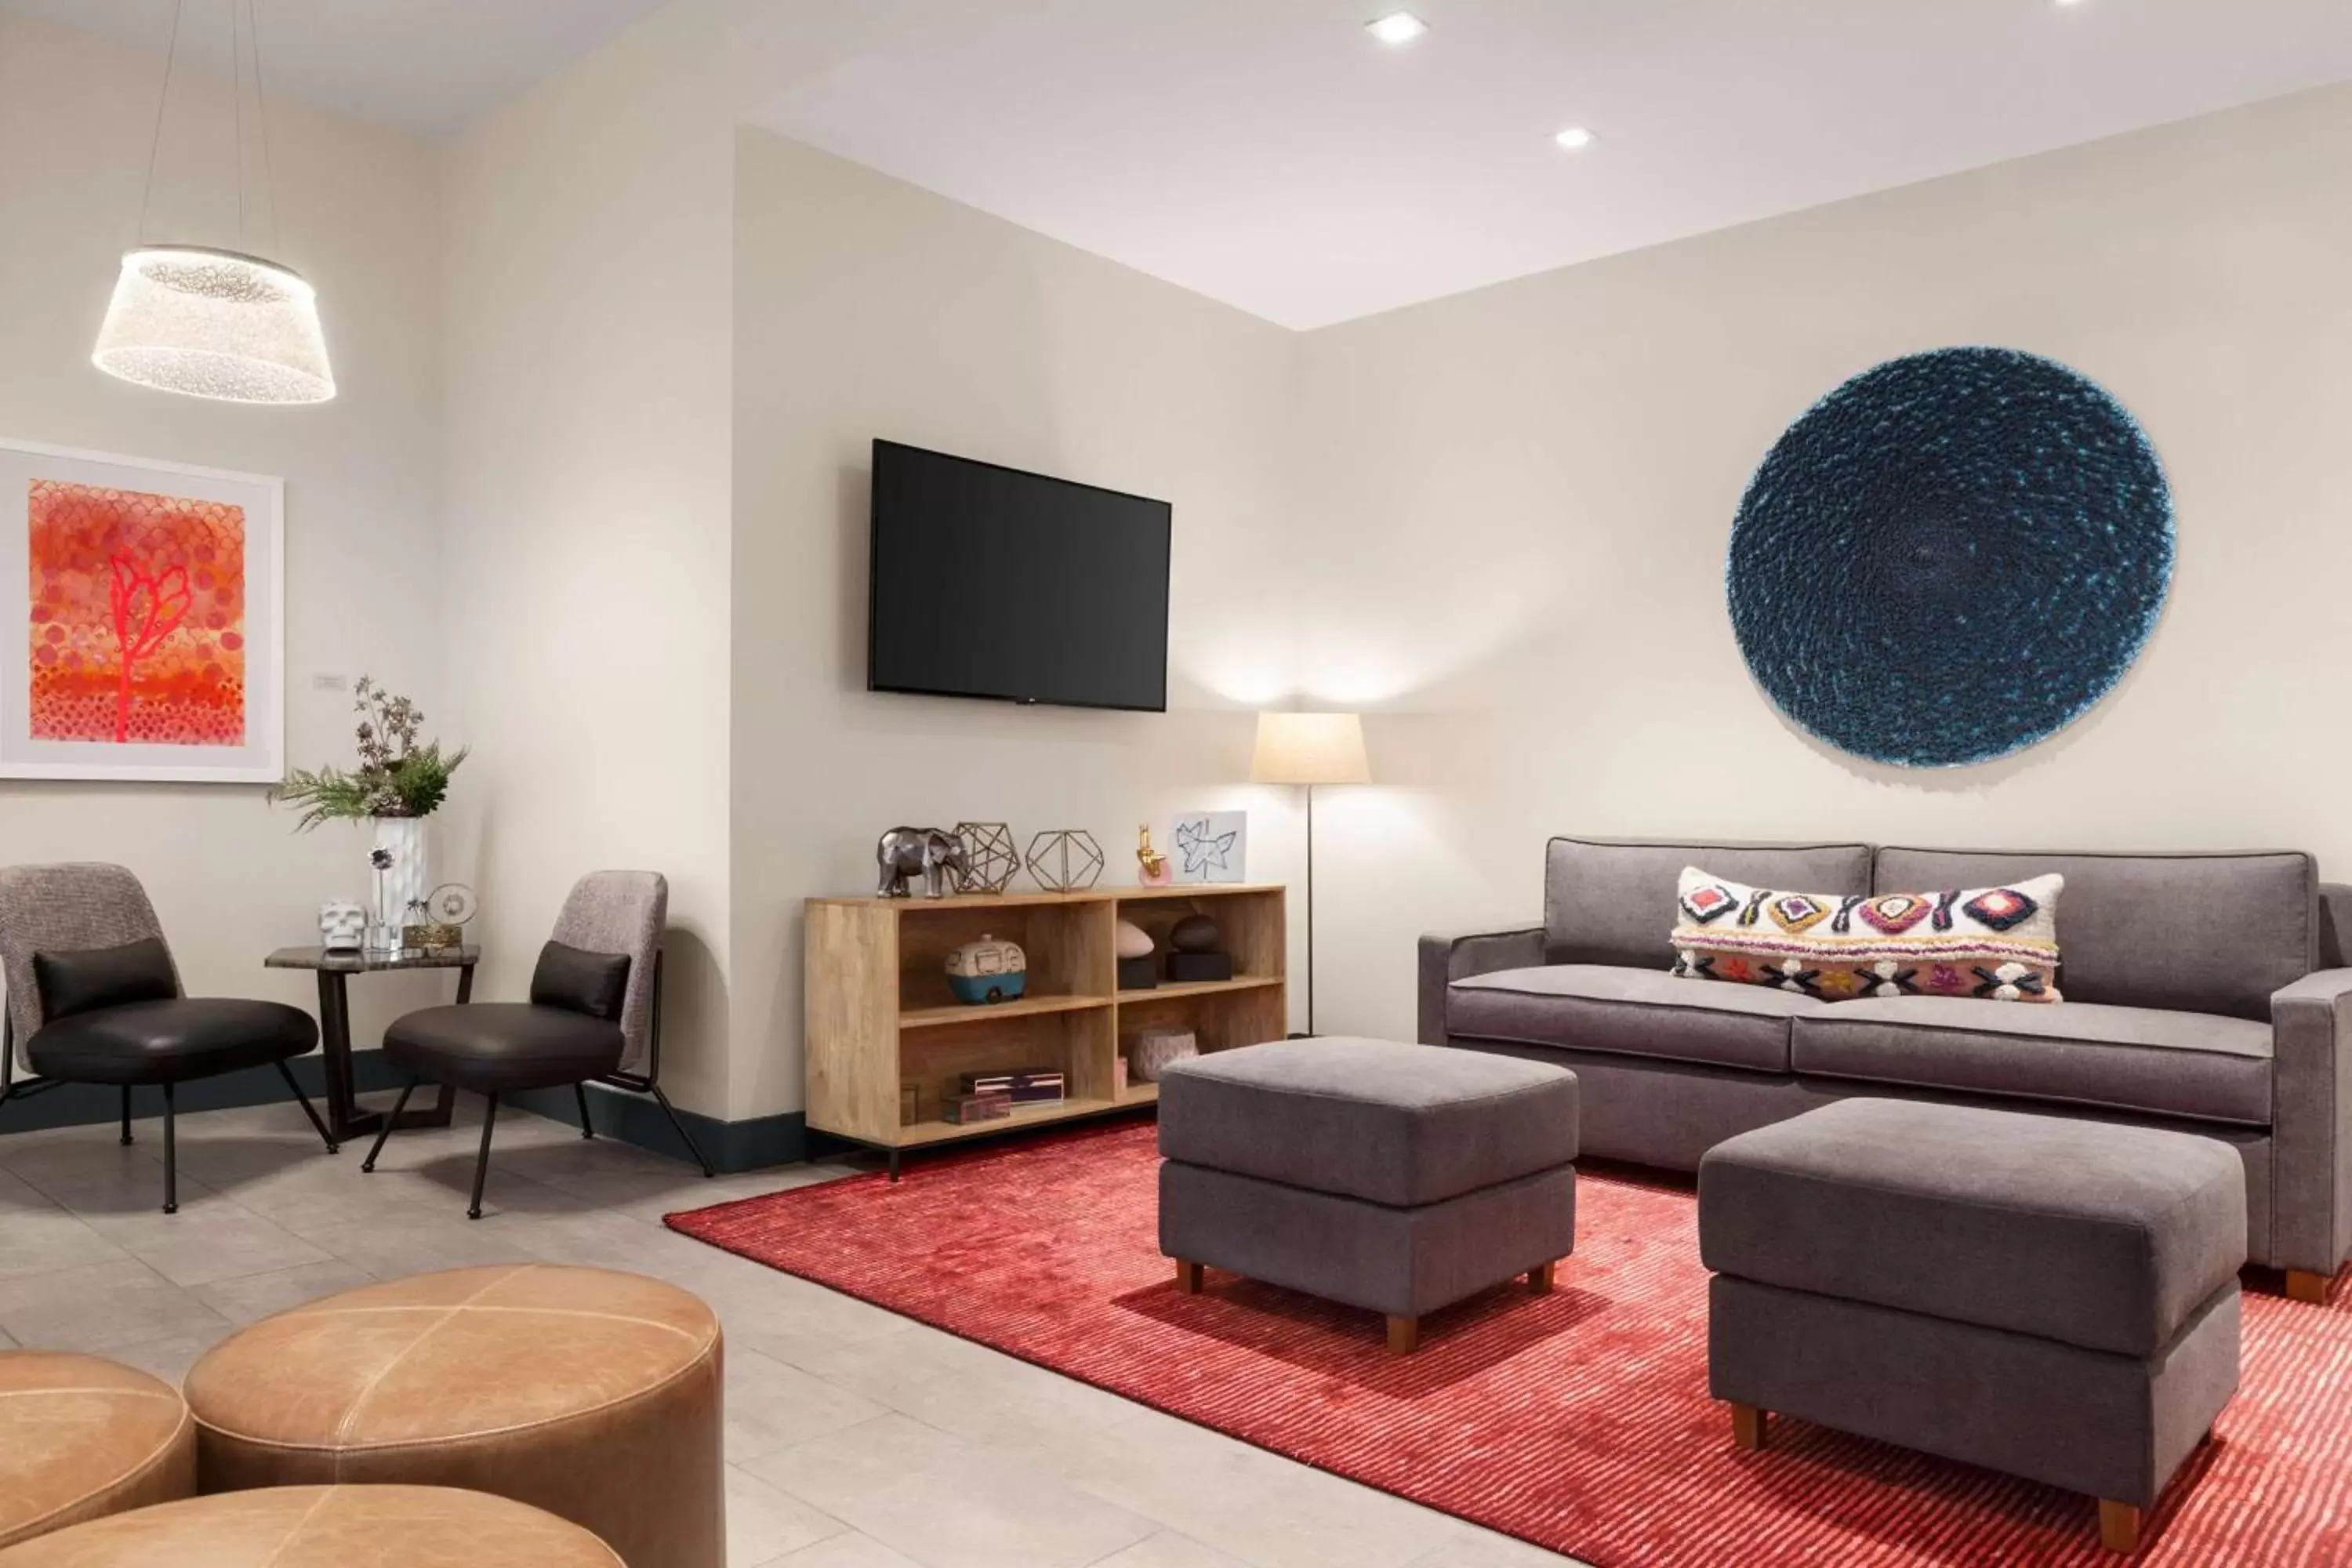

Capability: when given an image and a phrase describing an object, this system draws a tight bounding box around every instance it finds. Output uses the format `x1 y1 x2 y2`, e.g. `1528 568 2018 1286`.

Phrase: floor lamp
1250 712 1370 1037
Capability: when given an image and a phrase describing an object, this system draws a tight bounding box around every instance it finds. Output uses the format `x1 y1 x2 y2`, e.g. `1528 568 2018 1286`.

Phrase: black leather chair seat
385 1004 625 1094
24 999 318 1085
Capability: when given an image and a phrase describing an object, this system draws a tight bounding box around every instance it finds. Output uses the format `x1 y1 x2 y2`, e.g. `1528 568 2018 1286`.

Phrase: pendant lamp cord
249 0 279 251
230 0 246 246
136 0 189 245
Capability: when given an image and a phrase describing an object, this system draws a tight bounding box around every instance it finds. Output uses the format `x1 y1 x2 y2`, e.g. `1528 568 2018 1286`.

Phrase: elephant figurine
876 826 972 899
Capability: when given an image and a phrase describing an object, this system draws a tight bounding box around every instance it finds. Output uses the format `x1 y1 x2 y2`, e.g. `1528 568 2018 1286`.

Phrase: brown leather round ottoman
0 1485 619 1566
182 1265 720 1568
0 1352 194 1550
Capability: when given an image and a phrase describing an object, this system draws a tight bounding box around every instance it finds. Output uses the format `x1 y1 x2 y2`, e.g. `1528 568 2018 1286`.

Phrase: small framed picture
1169 811 1247 884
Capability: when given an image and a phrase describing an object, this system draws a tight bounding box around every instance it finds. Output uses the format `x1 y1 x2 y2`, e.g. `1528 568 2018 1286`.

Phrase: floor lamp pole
1303 782 1316 1037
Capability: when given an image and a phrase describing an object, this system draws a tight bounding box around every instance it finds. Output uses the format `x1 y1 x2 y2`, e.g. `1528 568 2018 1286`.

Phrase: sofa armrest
1417 924 1545 1046
2271 967 2352 1278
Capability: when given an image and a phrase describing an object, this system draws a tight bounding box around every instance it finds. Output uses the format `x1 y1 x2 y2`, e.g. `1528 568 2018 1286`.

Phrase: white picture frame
1170 811 1247 884
0 438 284 782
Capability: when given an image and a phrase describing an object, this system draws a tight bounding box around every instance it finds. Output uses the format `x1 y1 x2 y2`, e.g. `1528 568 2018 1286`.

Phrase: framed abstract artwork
0 439 283 782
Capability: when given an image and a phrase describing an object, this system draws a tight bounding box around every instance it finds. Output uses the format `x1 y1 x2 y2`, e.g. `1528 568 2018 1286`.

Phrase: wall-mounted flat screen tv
867 439 1171 712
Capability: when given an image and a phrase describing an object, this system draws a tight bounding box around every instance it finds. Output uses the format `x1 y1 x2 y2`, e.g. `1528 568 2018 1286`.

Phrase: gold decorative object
1136 824 1171 887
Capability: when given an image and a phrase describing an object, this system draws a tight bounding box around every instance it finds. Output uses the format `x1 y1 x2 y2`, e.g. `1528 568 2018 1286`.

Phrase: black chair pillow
531 941 631 1022
32 936 178 1023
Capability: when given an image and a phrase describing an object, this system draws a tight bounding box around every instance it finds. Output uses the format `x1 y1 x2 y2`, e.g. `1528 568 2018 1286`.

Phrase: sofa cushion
1672 867 2063 1004
1544 837 1871 970
1874 847 2314 1021
1449 964 1822 1075
1155 1036 1577 1207
1791 995 2272 1126
1699 1098 2247 1357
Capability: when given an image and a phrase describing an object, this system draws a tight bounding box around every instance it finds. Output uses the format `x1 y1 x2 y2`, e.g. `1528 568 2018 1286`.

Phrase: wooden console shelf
805 883 1286 1175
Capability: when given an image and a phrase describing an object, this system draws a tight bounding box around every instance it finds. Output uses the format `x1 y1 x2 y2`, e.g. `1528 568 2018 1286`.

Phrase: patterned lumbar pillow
1671 867 2064 1003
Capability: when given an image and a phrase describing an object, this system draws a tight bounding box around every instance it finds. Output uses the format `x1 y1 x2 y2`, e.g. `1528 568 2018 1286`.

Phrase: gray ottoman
1157 1036 1577 1353
1701 1098 2244 1555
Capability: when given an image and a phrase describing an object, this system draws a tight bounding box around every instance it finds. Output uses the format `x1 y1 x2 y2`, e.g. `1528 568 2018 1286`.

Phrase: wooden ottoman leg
1527 1261 1555 1294
1174 1260 1203 1294
1387 1316 1420 1355
2099 1500 2141 1555
1730 1403 1768 1452
2285 1269 2332 1304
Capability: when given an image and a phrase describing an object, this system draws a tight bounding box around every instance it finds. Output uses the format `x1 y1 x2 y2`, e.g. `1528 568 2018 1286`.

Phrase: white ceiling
0 0 672 137
13 1 2352 328
750 0 2352 328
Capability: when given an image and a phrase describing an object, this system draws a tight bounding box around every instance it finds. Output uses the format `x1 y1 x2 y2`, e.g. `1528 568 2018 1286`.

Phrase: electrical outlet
312 673 350 692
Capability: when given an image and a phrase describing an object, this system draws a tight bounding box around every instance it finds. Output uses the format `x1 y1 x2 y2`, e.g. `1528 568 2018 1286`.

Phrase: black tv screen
868 440 1171 712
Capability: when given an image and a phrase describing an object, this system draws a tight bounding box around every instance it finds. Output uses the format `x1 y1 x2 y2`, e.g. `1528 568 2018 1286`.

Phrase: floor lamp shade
1250 713 1370 786
93 247 336 405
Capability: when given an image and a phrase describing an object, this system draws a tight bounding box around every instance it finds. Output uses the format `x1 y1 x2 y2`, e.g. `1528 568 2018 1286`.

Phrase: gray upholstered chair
0 862 336 1213
365 870 712 1217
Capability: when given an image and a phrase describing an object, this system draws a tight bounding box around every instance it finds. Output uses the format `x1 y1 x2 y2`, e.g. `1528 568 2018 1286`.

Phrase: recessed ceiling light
1555 126 1597 151
1366 12 1428 45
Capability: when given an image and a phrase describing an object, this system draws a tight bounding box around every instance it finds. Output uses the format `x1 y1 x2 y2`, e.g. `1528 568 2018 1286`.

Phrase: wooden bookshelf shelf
1119 975 1283 1003
897 993 1111 1029
805 882 1286 1175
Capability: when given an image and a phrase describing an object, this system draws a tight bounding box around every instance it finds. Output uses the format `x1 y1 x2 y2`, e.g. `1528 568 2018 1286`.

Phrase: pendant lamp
92 1 335 404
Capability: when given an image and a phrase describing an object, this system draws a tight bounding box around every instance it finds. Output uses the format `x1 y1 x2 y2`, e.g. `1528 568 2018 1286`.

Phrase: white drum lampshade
92 246 336 405
1250 712 1371 786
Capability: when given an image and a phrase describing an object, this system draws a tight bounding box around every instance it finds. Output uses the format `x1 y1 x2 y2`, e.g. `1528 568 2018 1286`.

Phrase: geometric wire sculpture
1024 829 1104 893
953 822 1020 895
1728 346 2174 768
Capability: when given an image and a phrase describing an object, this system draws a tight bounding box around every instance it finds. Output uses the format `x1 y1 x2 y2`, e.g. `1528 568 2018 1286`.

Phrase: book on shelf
960 1069 1065 1106
940 1091 1013 1125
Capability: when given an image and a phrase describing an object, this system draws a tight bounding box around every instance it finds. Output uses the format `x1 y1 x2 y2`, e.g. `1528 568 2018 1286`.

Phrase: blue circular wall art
1727 347 2174 768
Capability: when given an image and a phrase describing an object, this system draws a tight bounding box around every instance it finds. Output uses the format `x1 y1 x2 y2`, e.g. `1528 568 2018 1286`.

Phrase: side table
263 946 478 1142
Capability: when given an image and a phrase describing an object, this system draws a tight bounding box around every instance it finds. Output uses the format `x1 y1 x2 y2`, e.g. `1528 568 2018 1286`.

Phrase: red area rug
667 1123 2352 1566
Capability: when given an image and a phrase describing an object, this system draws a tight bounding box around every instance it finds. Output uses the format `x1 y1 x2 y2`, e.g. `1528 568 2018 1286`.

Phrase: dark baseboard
503 1083 807 1174
0 1051 807 1174
0 1051 408 1133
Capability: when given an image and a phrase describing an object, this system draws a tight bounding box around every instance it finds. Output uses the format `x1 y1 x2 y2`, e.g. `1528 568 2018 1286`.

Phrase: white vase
370 816 430 946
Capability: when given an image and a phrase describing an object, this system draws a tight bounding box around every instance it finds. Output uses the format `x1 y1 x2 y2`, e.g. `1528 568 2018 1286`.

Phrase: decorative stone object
1170 913 1221 953
954 822 1020 895
1728 347 2174 768
1128 1025 1198 1083
946 934 1027 1005
1116 919 1157 991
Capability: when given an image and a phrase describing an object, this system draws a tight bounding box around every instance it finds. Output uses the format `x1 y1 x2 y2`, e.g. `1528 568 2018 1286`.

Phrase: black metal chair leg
161 1082 177 1214
575 1082 594 1139
276 1061 339 1153
648 1085 715 1178
361 1079 419 1172
120 1086 132 1146
468 1094 499 1219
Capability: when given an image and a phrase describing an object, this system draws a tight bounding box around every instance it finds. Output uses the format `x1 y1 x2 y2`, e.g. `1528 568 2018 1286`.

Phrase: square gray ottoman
1701 1098 2245 1555
1156 1036 1577 1352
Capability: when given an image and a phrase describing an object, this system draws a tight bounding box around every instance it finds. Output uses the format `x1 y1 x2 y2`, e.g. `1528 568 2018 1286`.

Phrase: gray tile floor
0 1097 1583 1568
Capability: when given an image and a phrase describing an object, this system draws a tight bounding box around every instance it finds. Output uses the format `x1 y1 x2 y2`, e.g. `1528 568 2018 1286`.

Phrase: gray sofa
1419 836 2352 1298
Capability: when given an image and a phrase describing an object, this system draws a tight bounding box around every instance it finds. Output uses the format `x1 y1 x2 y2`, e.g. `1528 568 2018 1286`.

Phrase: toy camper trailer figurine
946 934 1028 1004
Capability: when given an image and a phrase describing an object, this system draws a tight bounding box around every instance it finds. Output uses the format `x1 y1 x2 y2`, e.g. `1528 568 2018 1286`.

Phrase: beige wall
1290 82 2352 1041
437 0 983 1120
728 129 1302 1120
0 15 448 1040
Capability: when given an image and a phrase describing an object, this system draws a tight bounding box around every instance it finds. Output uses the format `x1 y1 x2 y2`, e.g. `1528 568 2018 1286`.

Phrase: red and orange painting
27 479 246 747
